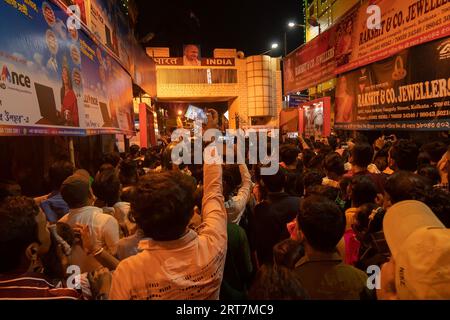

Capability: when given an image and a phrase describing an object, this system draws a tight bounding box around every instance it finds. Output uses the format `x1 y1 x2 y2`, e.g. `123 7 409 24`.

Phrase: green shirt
294 251 372 300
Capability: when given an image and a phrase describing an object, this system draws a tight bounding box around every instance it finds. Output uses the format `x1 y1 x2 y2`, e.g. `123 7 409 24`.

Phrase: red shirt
0 272 81 300
61 89 79 127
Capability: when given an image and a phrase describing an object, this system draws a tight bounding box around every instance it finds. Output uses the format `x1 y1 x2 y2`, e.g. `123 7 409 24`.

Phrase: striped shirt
0 272 81 300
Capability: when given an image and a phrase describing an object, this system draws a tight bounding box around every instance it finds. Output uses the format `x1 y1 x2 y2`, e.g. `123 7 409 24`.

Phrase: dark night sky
135 0 305 57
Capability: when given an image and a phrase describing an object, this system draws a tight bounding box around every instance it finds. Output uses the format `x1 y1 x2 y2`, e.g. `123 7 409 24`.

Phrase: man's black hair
92 168 121 207
324 152 345 176
119 159 138 186
261 168 286 193
102 152 121 167
248 265 308 300
0 196 40 273
280 144 299 166
222 164 242 199
351 143 374 168
129 144 140 157
297 195 345 252
417 165 441 186
389 139 419 172
302 169 325 190
130 171 197 241
351 175 378 207
385 171 431 204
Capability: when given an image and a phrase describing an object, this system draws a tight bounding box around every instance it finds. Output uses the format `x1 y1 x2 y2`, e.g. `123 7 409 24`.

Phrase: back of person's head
318 144 333 156
130 171 196 241
129 144 140 157
119 159 138 186
351 175 378 207
305 184 339 202
92 168 121 207
302 169 325 190
327 135 338 151
248 265 308 300
384 171 431 205
261 168 285 193
351 143 374 168
324 152 345 177
389 139 419 171
48 160 74 191
102 152 121 167
0 179 21 203
222 164 242 199
301 149 316 168
418 165 441 186
307 154 324 170
60 170 91 209
425 188 450 228
98 163 115 173
421 142 447 164
280 144 299 166
273 239 304 268
0 196 42 273
354 133 369 144
353 203 380 234
297 195 345 252
417 152 432 168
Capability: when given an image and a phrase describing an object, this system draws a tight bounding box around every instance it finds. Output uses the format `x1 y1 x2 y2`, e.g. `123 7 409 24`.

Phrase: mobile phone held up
185 105 208 124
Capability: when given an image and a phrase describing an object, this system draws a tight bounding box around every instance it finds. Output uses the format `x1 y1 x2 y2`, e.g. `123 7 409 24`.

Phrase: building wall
305 0 359 41
153 50 282 129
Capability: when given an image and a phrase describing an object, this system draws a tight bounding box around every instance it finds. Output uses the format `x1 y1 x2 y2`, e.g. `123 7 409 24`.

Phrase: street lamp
285 22 306 56
259 43 279 55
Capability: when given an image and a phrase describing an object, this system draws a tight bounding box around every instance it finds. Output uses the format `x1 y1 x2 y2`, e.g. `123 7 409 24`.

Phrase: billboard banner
284 25 338 94
80 34 134 135
0 0 134 136
336 0 450 74
334 36 450 131
284 0 450 93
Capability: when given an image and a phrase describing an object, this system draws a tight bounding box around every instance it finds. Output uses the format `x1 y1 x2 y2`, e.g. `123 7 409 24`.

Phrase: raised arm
200 163 227 248
227 164 252 223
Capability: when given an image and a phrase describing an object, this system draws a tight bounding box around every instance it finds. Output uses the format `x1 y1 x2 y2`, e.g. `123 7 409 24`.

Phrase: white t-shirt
59 206 120 255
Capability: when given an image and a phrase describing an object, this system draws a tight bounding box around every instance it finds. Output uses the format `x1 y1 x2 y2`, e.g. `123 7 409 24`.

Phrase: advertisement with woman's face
0 0 84 130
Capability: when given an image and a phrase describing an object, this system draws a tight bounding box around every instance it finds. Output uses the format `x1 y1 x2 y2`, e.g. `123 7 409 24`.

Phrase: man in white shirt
59 170 120 256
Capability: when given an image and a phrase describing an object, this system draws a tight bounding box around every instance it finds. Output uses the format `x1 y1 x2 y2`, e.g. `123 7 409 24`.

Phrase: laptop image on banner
99 101 111 127
34 83 58 125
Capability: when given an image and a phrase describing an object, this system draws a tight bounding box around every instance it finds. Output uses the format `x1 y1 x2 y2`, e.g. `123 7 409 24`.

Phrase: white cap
384 200 450 299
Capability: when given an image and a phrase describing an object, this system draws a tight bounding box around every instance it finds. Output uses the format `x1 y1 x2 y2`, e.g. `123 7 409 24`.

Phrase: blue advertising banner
0 0 134 136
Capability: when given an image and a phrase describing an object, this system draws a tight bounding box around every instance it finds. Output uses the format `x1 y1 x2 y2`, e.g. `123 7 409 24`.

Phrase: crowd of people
1 112 450 300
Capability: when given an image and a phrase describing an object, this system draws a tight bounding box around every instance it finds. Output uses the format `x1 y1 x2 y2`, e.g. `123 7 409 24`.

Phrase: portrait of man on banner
183 44 201 66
